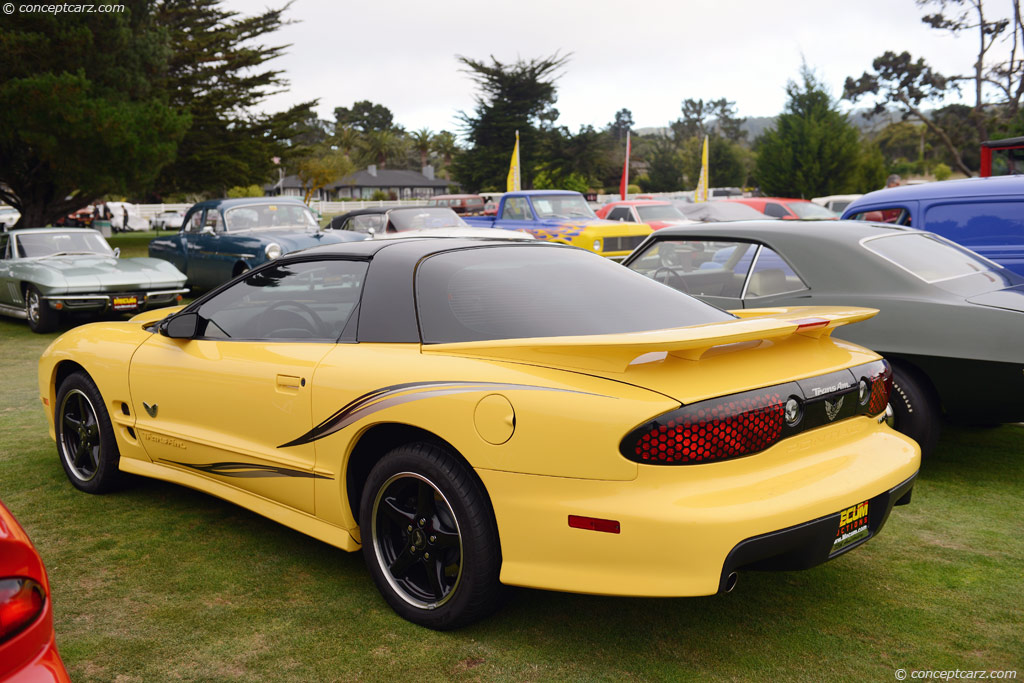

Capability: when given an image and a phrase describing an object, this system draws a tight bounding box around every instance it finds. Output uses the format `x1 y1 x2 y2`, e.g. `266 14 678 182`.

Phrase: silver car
0 228 188 333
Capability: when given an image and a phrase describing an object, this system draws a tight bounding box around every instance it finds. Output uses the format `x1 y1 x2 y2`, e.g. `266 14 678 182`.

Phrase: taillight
864 360 893 416
0 578 45 643
627 386 786 464
621 359 894 466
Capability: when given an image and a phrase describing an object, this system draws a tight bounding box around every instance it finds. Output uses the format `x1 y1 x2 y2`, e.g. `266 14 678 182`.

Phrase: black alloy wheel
359 443 503 629
55 372 124 493
372 471 464 608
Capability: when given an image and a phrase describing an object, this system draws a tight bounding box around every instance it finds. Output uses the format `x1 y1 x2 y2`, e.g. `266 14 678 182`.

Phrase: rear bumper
718 472 916 591
479 417 920 597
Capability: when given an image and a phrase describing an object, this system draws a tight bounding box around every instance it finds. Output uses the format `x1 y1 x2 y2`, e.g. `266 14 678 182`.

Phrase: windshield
388 208 468 232
789 202 838 219
637 205 685 221
530 195 596 219
16 231 113 258
223 204 318 231
416 245 735 343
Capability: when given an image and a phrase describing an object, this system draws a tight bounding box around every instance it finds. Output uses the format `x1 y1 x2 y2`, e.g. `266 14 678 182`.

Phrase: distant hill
636 108 904 141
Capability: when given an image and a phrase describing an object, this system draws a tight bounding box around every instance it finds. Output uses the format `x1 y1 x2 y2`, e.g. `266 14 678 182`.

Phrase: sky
224 0 984 136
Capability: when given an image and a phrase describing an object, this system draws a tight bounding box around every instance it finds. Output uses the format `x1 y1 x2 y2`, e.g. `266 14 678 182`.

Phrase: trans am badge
824 396 844 422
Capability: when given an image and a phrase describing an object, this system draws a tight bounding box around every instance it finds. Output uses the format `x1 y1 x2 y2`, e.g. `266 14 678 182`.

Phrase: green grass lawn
1 316 1021 681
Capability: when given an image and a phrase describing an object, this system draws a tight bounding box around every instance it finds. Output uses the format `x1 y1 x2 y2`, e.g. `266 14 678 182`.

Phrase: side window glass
763 202 789 218
744 246 808 298
195 260 368 341
607 207 632 221
0 234 8 259
851 208 909 225
924 201 1024 245
501 197 531 220
204 210 222 231
188 210 205 233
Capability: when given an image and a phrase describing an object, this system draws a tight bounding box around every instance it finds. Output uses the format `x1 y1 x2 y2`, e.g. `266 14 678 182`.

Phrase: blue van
841 176 1024 275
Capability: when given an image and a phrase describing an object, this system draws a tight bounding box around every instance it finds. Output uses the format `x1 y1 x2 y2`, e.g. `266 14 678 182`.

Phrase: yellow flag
506 131 521 192
694 135 709 203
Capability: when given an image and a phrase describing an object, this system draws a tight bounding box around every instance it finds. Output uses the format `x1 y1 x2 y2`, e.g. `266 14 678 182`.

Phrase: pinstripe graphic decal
160 459 332 479
278 381 610 448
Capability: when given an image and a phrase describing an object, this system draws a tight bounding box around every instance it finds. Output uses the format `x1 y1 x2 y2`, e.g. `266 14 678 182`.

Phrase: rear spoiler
422 306 877 374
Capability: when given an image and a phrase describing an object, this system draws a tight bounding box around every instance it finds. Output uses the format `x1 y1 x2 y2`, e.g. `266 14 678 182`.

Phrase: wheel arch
51 360 89 407
344 423 494 527
886 354 943 414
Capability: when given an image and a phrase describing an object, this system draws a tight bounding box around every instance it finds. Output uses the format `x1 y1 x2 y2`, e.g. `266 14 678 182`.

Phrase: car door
492 196 536 231
0 233 16 310
128 258 368 514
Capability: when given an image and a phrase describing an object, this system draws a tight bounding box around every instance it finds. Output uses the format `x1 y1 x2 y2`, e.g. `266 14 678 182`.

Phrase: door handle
276 374 304 389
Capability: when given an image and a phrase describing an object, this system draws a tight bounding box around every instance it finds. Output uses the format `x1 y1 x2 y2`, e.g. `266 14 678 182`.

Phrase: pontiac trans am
38 238 920 629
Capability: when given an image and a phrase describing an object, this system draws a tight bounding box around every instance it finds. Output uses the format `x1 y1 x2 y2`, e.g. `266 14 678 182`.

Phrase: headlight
265 243 282 260
593 239 602 252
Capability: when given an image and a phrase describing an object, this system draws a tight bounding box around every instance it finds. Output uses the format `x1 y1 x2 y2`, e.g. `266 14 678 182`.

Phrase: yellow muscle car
38 238 919 629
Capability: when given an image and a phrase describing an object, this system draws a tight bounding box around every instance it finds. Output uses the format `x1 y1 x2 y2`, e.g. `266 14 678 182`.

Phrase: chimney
422 165 435 180
367 164 377 177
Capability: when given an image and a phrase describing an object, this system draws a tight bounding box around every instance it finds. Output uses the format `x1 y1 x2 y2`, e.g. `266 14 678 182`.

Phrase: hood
27 255 186 291
226 228 366 252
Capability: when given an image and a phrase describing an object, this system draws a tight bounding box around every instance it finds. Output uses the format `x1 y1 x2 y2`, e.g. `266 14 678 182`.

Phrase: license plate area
831 500 870 555
111 295 140 311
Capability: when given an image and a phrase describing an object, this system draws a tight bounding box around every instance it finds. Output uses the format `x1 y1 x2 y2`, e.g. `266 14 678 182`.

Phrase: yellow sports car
38 239 920 629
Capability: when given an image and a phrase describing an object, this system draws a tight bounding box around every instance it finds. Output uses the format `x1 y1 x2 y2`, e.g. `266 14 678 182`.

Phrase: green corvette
0 228 188 333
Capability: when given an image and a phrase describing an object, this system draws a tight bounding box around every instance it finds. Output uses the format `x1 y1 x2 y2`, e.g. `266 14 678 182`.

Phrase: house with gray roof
265 166 454 201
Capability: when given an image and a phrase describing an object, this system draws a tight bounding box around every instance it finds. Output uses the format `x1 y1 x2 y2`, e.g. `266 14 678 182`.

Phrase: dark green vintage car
0 228 188 333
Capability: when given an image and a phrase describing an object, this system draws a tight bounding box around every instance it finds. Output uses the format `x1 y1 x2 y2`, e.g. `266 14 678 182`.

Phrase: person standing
121 205 129 232
885 174 902 189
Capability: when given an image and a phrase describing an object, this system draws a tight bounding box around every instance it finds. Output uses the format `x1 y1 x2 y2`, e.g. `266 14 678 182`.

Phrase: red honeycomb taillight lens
626 387 787 464
866 360 893 416
0 578 45 644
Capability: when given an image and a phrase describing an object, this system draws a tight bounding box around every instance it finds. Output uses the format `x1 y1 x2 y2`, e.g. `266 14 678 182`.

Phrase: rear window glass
924 201 1024 246
416 246 735 343
862 233 995 283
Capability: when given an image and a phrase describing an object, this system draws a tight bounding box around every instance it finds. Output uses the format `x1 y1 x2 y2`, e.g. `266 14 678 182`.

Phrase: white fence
135 199 429 222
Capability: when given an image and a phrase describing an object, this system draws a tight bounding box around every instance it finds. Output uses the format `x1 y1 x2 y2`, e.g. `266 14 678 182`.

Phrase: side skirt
118 458 360 552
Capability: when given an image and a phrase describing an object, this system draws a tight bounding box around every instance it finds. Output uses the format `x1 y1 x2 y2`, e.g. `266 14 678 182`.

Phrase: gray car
622 220 1024 456
0 228 188 333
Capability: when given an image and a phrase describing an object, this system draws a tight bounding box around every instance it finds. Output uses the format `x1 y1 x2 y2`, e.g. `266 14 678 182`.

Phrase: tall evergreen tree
152 0 313 196
0 2 188 227
756 66 862 197
452 52 569 191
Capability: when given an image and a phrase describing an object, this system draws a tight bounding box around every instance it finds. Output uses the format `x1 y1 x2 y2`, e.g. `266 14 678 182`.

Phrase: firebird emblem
824 396 844 422
143 402 158 418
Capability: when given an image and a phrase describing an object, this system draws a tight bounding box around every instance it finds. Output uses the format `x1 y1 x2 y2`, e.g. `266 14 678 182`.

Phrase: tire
359 442 503 630
55 372 124 494
25 285 59 333
889 364 941 458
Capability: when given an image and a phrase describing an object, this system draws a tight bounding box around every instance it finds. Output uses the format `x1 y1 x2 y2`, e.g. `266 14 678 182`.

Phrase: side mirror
201 225 215 235
113 247 120 258
367 227 376 236
160 312 199 339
